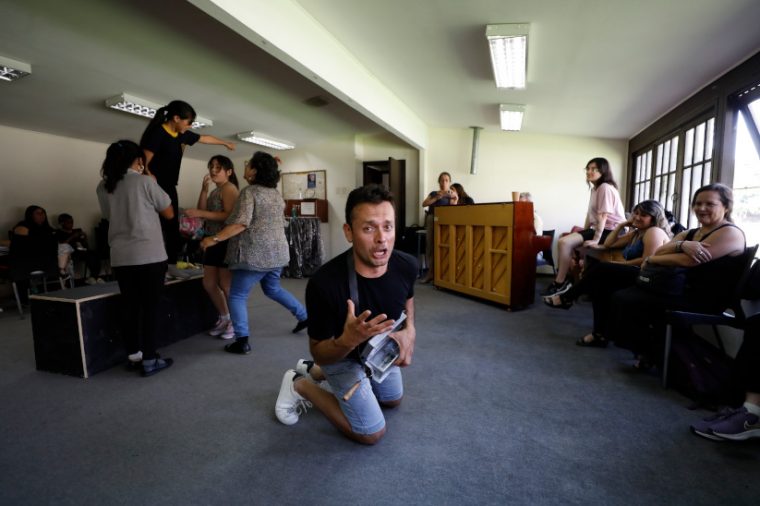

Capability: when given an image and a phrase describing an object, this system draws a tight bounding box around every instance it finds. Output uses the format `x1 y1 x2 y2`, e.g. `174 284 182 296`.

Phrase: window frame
627 52 760 222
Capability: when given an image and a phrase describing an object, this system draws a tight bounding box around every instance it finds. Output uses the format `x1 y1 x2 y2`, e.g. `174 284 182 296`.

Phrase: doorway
362 157 406 233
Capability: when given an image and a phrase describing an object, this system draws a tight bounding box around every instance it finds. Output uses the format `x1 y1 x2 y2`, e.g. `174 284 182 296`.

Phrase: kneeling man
275 184 417 444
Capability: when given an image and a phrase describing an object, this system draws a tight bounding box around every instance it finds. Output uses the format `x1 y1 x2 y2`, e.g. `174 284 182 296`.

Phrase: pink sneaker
219 321 235 340
208 318 227 337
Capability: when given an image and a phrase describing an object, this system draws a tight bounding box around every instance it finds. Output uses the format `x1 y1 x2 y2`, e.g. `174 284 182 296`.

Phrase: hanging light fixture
237 131 295 150
0 55 32 82
500 104 525 131
486 24 529 89
105 93 213 128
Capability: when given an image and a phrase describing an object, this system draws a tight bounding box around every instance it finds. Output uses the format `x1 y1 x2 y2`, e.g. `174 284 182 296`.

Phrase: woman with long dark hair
97 140 175 376
200 151 308 355
542 157 626 296
185 155 240 339
9 205 59 303
543 199 672 347
140 100 235 264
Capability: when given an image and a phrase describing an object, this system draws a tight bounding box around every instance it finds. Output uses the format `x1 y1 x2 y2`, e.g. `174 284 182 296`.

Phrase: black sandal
543 293 573 310
575 333 608 348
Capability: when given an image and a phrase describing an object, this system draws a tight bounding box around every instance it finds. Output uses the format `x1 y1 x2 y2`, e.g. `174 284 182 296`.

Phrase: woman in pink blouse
542 157 626 296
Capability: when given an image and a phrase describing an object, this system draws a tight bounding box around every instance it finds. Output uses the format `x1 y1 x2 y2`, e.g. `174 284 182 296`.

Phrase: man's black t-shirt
140 124 200 189
305 248 417 360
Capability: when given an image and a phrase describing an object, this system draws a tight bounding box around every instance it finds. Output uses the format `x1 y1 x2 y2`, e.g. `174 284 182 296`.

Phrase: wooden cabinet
433 202 536 308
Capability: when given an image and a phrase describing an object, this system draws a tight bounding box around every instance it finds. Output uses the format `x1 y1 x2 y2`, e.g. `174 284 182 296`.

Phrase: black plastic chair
662 244 759 387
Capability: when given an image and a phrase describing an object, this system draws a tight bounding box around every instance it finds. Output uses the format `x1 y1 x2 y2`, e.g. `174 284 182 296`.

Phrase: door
362 157 406 234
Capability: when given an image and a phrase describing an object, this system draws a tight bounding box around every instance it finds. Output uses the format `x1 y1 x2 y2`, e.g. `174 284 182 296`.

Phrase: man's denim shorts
321 359 403 435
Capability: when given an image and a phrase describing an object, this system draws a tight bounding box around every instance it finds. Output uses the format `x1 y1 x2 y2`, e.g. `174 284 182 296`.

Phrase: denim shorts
320 359 403 435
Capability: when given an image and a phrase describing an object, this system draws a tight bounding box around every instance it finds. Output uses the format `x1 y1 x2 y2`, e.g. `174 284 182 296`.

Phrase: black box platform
30 276 216 378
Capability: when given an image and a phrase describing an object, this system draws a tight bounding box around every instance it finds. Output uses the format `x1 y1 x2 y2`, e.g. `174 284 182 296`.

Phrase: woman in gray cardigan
200 152 307 355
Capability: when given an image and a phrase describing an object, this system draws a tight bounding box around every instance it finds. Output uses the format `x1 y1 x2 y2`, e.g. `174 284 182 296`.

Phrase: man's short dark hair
345 184 394 226
58 213 72 224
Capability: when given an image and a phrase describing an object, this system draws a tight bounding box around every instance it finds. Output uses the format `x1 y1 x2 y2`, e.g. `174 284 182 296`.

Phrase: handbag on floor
636 263 687 296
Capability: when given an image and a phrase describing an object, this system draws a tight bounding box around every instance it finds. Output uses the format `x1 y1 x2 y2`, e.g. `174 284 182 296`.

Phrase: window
732 87 760 248
628 52 760 234
630 116 714 229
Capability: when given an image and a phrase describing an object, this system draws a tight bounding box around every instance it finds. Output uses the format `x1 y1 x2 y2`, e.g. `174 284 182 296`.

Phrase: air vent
303 95 329 107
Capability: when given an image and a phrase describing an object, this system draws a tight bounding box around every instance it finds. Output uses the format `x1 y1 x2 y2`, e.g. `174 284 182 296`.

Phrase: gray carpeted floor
1 277 759 505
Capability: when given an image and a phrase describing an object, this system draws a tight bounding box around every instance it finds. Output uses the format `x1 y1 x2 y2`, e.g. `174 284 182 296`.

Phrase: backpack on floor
668 332 743 409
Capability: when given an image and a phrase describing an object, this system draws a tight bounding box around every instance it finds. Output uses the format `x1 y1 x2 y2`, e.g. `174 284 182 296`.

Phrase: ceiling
1 0 759 160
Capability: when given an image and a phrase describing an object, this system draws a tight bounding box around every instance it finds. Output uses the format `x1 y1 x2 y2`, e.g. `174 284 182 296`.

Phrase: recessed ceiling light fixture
486 23 529 89
237 131 295 150
0 55 32 82
104 93 212 128
500 104 525 131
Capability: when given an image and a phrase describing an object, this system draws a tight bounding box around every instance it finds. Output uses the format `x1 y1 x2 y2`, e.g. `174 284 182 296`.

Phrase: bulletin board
281 170 326 200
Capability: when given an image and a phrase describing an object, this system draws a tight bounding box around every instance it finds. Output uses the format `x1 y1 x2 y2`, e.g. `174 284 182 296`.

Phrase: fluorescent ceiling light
486 23 529 89
500 104 525 131
237 131 295 150
104 93 212 128
0 55 32 82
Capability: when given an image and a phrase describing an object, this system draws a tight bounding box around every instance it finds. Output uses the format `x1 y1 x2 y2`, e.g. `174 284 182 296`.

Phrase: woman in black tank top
609 183 746 369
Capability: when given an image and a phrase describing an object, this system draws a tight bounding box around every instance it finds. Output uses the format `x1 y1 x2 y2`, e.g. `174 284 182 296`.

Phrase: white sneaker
295 359 314 378
85 277 97 285
208 318 228 336
219 321 234 340
295 359 332 393
275 370 311 425
128 351 143 362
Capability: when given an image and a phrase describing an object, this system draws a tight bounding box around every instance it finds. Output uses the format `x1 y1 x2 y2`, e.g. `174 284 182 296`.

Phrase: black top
305 248 417 360
140 124 200 189
9 220 58 279
684 224 746 310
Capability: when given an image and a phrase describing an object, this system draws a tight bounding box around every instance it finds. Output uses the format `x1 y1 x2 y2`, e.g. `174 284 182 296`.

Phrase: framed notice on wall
281 170 326 200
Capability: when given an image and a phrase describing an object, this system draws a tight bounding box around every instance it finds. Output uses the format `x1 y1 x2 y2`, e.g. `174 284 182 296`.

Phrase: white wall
424 128 629 237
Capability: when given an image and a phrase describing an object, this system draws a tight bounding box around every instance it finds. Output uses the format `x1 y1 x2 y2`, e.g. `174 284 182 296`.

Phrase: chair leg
662 324 673 388
11 281 25 319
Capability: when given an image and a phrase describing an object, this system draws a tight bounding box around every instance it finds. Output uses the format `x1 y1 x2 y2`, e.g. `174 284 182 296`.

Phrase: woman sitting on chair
9 205 59 303
544 199 671 347
610 183 747 369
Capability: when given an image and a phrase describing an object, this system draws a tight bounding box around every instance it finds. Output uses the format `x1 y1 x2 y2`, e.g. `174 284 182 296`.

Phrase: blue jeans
228 268 307 338
321 360 403 435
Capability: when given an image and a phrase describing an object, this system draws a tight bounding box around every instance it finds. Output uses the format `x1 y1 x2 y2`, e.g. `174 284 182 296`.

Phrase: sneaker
219 322 235 340
292 319 308 334
275 370 311 425
224 338 251 355
208 318 227 336
690 407 739 441
85 277 98 285
295 359 314 378
709 406 760 441
541 279 572 296
295 359 332 393
141 357 174 377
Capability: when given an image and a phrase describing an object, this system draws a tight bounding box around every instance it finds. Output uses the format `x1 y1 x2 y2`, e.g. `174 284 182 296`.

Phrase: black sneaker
224 337 252 355
141 357 173 377
292 319 308 334
541 279 572 296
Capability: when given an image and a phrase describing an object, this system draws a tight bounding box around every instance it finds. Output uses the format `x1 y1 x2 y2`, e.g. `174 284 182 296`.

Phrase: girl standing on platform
184 155 240 340
97 140 174 377
140 100 235 265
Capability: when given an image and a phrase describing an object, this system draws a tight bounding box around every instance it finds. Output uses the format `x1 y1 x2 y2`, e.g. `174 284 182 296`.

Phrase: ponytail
102 140 144 193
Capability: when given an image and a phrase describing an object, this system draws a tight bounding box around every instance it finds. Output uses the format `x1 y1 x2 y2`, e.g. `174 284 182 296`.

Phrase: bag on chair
636 263 687 296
